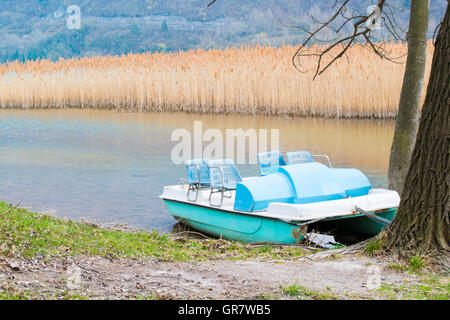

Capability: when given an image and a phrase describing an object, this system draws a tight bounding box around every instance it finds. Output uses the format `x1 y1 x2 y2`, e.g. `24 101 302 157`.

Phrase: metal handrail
311 154 332 168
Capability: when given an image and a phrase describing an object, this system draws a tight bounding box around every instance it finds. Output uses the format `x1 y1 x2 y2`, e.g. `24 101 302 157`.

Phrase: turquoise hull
164 199 397 244
317 207 397 236
165 200 304 244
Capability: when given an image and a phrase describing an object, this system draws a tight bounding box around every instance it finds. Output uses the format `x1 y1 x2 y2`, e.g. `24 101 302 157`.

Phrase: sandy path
0 254 418 299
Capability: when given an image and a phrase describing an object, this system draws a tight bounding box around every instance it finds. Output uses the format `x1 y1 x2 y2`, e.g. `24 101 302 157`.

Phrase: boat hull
164 199 397 244
314 207 397 236
164 199 305 244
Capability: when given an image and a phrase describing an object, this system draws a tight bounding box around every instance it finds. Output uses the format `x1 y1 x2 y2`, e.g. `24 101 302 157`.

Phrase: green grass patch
377 273 449 300
408 255 425 272
280 284 339 300
364 239 383 255
377 279 449 300
388 255 428 274
0 289 32 300
388 263 409 272
0 281 90 300
0 201 306 262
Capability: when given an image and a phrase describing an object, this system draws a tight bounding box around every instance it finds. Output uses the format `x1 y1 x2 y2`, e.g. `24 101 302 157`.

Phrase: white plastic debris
306 232 338 249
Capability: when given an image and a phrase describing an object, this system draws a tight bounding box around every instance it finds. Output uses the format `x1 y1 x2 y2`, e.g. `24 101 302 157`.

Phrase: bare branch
208 0 406 79
289 0 407 79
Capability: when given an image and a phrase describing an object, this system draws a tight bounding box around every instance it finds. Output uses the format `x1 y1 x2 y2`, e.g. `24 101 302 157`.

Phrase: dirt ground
0 252 425 300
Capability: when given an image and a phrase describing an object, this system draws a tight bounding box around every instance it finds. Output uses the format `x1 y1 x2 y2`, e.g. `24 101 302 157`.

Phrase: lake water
0 109 394 231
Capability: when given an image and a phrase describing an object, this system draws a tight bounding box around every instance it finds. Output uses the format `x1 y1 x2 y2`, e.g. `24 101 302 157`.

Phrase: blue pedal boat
160 152 400 244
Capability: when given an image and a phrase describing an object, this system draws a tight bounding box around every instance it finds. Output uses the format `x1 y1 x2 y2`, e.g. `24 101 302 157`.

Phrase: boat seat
257 151 286 176
185 159 210 202
286 151 332 168
207 159 242 207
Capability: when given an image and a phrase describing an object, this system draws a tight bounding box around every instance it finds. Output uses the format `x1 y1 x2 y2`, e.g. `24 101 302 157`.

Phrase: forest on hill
0 0 446 62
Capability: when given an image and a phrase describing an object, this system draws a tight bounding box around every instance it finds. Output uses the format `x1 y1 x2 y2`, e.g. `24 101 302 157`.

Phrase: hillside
0 0 446 62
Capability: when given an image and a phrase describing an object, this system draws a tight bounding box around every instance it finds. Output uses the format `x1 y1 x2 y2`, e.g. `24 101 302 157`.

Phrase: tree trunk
381 4 449 252
388 0 429 194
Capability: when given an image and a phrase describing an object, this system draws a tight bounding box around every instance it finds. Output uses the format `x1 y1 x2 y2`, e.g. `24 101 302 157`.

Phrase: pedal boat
160 153 400 244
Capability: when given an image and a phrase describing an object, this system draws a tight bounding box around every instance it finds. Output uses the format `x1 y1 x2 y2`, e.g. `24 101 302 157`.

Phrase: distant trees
3 0 442 62
161 20 168 32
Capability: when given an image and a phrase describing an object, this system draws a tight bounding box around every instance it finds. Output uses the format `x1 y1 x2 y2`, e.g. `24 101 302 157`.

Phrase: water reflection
0 109 394 230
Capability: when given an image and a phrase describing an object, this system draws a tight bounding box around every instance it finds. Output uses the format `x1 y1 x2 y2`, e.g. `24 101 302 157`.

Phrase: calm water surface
0 109 394 230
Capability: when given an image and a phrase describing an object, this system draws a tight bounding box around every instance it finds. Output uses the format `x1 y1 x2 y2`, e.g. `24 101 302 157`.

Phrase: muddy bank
0 253 428 300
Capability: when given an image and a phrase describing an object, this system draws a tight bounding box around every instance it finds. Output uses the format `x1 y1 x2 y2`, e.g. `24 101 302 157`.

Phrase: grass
408 255 425 272
279 276 450 300
387 263 409 272
0 281 172 300
280 284 339 300
0 42 433 119
0 283 90 300
0 201 306 262
387 254 427 274
365 239 384 255
0 287 32 300
377 277 449 300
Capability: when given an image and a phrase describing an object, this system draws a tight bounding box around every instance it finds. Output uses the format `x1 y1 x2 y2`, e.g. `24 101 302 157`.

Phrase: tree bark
382 3 449 252
388 0 430 194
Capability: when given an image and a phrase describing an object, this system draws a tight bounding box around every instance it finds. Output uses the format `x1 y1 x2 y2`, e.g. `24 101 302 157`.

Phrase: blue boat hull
164 199 397 244
164 200 304 244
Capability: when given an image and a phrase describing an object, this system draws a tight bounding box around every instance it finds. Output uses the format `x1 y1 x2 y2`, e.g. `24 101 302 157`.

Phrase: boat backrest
185 159 210 185
257 151 287 176
286 151 314 165
207 159 242 190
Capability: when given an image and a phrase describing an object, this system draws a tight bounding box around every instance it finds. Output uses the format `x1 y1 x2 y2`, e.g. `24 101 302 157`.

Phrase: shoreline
0 105 399 120
0 201 448 300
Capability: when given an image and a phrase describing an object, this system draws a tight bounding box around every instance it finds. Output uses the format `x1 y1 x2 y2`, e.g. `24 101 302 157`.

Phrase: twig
169 230 211 239
0 202 21 218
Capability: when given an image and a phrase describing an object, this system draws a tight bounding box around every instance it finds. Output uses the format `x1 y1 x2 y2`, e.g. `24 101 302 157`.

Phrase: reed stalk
0 42 433 118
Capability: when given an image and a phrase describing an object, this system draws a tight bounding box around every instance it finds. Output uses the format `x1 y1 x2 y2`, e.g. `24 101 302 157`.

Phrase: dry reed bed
0 42 433 118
